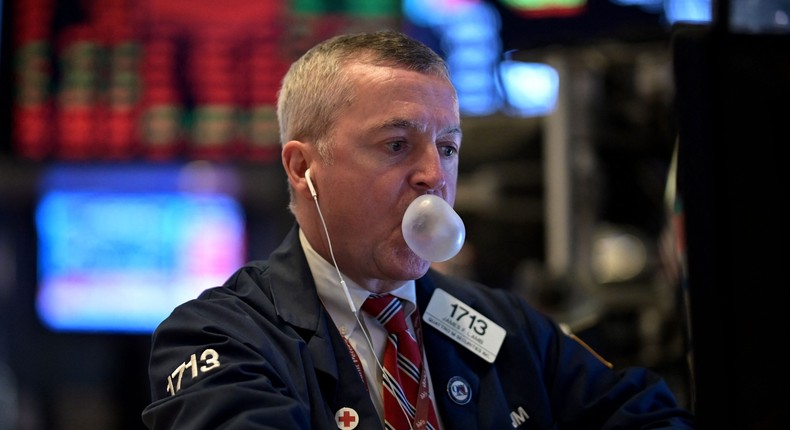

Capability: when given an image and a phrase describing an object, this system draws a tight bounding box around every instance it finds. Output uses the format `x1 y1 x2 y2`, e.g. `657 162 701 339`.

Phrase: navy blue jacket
142 225 694 429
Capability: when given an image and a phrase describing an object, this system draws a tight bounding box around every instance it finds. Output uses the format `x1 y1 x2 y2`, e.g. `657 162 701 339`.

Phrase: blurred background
0 0 786 429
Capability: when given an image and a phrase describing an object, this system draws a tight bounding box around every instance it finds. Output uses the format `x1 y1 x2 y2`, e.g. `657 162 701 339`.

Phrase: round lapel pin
335 407 359 429
447 376 472 405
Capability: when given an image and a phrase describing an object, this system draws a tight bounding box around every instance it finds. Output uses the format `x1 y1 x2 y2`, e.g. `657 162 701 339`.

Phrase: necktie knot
362 294 408 334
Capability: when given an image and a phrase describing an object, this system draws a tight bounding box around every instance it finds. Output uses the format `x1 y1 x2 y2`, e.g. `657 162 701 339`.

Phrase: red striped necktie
362 294 440 430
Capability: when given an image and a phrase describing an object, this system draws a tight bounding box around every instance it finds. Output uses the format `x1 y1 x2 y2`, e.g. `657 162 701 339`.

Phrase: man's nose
412 146 446 193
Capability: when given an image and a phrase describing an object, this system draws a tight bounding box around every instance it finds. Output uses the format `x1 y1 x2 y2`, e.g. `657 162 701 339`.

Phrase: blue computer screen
35 164 246 333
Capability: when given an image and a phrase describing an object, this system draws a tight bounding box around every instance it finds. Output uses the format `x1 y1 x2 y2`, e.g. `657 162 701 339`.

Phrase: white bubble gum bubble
401 194 466 262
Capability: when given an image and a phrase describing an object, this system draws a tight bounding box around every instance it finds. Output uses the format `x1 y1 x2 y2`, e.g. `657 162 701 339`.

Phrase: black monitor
672 8 789 428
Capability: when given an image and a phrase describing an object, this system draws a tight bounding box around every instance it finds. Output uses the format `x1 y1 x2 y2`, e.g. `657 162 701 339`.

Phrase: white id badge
423 289 506 363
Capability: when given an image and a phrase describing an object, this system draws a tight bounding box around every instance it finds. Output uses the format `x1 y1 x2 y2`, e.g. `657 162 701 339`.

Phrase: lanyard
411 313 433 430
342 334 368 388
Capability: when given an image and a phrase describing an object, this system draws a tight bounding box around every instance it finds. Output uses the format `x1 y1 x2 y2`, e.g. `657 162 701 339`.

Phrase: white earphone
305 168 317 199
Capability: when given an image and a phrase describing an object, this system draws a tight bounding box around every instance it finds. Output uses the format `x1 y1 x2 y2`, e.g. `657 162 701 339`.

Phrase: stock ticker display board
8 0 400 162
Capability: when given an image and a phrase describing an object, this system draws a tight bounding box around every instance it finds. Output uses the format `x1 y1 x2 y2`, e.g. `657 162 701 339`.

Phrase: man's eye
388 141 405 152
440 145 458 157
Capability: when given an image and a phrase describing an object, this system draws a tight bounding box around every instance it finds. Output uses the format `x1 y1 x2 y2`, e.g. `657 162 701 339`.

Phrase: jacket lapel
416 275 485 429
265 224 380 428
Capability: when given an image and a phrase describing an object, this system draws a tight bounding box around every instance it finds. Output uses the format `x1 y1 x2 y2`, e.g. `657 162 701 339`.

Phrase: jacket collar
267 224 324 332
266 224 342 382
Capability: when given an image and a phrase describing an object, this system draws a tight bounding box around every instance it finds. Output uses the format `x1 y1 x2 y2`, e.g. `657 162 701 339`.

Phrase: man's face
316 63 461 292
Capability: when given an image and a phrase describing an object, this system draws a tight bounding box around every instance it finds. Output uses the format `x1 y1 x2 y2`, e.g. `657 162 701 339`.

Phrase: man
142 31 694 429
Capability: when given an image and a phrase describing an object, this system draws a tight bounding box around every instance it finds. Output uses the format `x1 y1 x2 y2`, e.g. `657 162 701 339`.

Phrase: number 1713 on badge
423 289 506 363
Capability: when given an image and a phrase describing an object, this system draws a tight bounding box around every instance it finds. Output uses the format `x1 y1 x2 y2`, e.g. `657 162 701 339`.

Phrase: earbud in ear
305 168 317 198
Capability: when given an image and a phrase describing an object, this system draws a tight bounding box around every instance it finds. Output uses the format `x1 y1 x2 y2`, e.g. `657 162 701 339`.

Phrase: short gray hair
276 30 451 162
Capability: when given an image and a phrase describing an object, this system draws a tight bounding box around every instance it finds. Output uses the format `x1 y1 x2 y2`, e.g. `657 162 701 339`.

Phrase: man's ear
281 140 313 199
